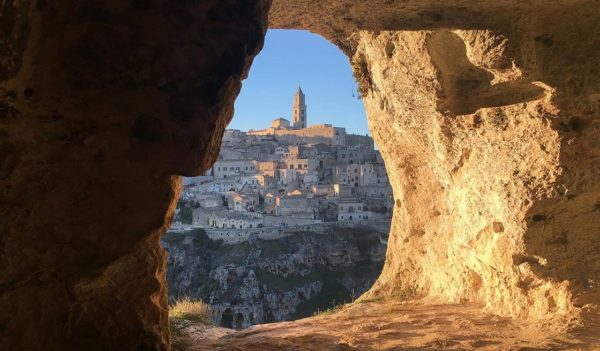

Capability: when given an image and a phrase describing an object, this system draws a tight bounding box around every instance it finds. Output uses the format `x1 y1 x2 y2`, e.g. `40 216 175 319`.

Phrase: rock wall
354 30 572 320
201 223 337 244
270 0 600 325
162 226 387 328
0 1 269 350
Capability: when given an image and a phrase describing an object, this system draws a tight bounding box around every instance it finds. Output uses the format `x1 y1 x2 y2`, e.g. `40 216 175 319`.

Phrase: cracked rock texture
271 0 600 326
162 226 386 328
1 0 600 350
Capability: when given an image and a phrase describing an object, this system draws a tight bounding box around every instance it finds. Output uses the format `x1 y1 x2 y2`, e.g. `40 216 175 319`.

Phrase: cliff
162 225 387 328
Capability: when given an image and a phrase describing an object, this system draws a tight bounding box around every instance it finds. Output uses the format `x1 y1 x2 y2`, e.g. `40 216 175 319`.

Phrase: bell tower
292 86 307 129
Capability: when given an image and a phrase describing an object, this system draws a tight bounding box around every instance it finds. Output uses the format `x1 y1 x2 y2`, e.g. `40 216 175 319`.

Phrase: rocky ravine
162 225 387 329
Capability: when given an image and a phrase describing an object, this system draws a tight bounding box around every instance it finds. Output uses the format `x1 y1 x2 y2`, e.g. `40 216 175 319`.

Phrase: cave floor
188 300 600 351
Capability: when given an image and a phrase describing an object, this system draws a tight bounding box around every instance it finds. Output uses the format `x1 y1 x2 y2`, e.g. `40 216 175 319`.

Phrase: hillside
162 224 387 328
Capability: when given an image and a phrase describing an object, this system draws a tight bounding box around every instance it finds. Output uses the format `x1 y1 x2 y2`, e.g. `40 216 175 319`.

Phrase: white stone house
337 198 368 222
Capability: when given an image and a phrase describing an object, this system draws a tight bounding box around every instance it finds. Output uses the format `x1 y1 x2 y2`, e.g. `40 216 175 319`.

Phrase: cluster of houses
172 88 393 231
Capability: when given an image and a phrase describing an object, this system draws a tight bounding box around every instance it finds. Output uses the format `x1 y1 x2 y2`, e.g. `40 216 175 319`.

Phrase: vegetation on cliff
169 297 213 351
162 224 387 328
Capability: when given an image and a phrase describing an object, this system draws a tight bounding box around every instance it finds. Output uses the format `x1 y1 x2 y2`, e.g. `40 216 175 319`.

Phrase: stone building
292 86 307 129
283 158 319 173
311 184 335 197
337 198 368 222
202 177 244 194
333 183 354 197
271 118 291 129
275 190 317 219
227 191 259 212
208 212 263 229
213 160 257 178
358 162 388 185
193 193 223 208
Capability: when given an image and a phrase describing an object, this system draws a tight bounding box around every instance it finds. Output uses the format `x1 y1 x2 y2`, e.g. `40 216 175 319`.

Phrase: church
248 87 357 147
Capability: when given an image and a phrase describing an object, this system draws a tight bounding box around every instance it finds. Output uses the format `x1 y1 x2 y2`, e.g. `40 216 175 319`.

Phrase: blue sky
230 29 370 136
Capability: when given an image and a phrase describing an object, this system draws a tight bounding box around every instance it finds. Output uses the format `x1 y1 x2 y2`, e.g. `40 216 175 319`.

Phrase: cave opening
220 309 234 329
163 29 393 332
3 1 599 350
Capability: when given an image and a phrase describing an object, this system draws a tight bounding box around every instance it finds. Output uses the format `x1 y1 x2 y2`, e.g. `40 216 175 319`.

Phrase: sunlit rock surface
271 0 600 326
1 0 599 350
355 30 571 320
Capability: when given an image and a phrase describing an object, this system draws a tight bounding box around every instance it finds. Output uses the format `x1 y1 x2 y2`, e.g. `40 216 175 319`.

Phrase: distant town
170 87 393 237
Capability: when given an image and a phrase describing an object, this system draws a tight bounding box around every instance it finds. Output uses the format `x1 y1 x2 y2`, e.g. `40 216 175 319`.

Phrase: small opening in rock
162 29 393 332
220 309 234 329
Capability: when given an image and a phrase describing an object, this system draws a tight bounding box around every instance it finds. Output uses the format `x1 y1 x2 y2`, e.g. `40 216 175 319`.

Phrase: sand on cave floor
188 299 600 351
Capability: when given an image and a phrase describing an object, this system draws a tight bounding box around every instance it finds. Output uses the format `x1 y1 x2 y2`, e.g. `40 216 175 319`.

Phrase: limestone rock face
270 0 600 324
355 30 571 319
1 0 600 349
162 227 386 328
0 1 268 350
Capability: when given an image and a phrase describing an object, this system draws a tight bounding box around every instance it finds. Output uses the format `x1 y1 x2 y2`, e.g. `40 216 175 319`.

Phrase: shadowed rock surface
0 1 269 350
